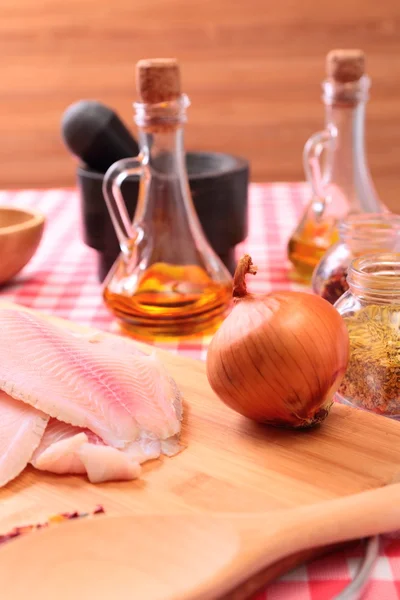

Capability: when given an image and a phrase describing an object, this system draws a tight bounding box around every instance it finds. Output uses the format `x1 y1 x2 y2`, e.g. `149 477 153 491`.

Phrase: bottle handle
102 156 144 250
303 128 335 199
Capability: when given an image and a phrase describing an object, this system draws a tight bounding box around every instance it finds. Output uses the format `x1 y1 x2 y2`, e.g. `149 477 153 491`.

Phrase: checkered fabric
0 184 399 599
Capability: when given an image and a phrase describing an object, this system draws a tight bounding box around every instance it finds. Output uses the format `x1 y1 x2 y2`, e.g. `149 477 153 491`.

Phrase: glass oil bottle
102 59 233 339
288 49 386 282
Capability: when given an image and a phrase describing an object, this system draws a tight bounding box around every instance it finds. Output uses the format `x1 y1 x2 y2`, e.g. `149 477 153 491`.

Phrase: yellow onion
206 255 349 428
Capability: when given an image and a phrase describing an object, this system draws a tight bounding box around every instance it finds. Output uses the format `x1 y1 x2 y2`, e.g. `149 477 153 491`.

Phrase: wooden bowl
0 207 45 284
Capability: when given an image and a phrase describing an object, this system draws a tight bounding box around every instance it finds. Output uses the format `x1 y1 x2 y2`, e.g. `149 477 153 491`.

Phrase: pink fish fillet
31 419 141 483
0 309 182 451
0 391 49 487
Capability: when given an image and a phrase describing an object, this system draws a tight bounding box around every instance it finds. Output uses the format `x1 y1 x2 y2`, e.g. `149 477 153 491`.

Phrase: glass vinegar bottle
102 59 232 339
288 49 386 282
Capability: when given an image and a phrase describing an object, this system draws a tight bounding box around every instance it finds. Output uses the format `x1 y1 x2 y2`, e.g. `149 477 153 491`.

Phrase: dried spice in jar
337 305 400 416
335 253 400 419
313 214 400 305
319 265 349 304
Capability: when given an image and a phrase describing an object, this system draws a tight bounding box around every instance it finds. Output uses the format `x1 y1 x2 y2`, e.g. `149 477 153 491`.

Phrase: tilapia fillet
0 391 49 487
0 309 183 471
31 419 141 483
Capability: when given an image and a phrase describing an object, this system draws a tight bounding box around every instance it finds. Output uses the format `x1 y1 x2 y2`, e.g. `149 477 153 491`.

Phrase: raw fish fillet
0 309 182 450
31 420 141 483
30 418 103 475
0 391 48 487
70 332 182 460
72 330 146 357
79 444 141 483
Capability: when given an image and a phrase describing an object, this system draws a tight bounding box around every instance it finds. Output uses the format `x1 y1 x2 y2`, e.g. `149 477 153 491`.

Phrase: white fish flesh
30 418 103 475
0 309 182 451
0 391 49 486
31 419 141 483
79 444 141 483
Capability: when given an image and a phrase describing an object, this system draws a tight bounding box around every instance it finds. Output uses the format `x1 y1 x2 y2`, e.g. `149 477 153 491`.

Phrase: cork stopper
326 49 365 83
136 58 181 104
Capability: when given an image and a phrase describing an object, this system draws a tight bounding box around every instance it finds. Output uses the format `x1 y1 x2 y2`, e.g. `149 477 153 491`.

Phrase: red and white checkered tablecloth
1 183 400 599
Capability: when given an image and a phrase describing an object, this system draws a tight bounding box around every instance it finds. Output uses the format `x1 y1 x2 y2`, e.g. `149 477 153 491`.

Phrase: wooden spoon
2 482 400 600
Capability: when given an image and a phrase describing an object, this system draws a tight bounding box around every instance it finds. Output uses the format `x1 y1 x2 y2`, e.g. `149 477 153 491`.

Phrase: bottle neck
138 127 186 180
347 253 400 304
132 94 215 266
322 76 383 214
134 94 189 181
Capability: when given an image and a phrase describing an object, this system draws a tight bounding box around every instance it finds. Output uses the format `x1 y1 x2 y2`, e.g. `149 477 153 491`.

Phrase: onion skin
206 257 349 428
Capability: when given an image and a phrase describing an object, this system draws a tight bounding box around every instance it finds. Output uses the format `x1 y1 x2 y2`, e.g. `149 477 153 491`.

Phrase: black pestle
61 100 140 173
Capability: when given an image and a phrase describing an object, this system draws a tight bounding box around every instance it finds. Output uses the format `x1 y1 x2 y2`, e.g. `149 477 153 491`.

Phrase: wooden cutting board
1 303 400 597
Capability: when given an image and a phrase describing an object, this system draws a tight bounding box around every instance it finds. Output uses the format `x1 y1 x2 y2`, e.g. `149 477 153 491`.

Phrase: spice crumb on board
0 505 105 547
338 305 400 415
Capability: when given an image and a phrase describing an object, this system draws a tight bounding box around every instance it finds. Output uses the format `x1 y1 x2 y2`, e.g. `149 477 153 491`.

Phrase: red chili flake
3 531 21 542
320 265 349 304
61 511 80 520
16 525 34 535
9 529 21 538
94 505 105 514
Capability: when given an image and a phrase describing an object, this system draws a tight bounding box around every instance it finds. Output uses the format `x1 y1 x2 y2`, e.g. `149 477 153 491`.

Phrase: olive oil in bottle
102 59 232 338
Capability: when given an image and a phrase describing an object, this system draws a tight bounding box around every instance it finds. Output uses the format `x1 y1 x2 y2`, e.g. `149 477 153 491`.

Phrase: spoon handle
261 481 400 559
191 483 400 600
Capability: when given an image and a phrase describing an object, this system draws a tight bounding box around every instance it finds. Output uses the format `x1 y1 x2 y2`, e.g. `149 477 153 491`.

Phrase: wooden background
1 0 400 210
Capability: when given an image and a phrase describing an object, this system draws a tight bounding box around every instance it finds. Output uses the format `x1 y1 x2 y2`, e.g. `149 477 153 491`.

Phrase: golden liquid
104 262 232 339
288 222 339 281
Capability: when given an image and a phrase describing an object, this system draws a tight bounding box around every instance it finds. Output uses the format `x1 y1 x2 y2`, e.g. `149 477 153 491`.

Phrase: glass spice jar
312 214 400 305
335 253 400 419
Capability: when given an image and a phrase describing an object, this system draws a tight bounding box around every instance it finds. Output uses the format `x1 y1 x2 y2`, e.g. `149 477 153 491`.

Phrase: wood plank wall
1 0 400 211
